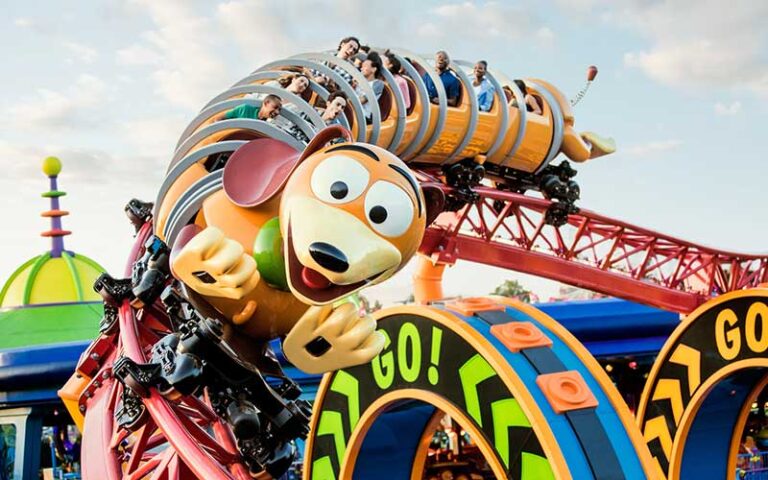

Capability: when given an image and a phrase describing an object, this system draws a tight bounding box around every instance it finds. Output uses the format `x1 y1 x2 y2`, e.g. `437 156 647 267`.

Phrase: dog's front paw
282 303 385 374
172 226 260 300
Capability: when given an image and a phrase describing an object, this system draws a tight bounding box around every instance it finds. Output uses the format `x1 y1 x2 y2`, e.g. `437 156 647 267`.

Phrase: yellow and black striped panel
638 288 768 479
303 302 654 480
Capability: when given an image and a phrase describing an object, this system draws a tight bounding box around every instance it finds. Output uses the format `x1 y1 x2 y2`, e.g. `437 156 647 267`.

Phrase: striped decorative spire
40 156 71 258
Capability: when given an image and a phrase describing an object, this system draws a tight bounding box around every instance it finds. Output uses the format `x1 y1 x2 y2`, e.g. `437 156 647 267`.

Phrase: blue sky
1 0 766 304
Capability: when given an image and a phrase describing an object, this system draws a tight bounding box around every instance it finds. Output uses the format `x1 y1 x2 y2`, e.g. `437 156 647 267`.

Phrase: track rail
418 184 768 313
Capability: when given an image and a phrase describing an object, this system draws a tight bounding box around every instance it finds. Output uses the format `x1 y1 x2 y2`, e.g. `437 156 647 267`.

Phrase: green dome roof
0 158 106 349
0 251 104 308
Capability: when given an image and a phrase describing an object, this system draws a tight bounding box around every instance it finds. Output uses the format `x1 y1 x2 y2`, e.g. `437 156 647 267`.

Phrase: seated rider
472 60 494 112
383 50 411 111
502 85 514 103
511 79 542 115
269 73 312 143
359 52 385 124
314 36 360 87
212 94 282 122
318 91 348 127
423 50 460 107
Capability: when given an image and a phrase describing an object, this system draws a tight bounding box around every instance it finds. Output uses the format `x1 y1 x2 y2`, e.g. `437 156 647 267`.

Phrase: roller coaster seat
408 102 440 161
501 82 554 173
531 78 573 123
396 76 424 157
450 70 464 107
485 102 523 166
415 68 472 164
528 94 544 114
366 82 397 149
343 102 357 139
458 72 505 160
405 76 418 116
378 83 393 122
196 119 283 152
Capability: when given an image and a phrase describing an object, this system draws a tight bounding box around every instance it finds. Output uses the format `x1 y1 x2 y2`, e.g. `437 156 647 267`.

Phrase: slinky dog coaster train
59 47 768 479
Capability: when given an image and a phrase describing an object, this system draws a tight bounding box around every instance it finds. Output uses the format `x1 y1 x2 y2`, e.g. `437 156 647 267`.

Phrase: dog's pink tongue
302 266 332 289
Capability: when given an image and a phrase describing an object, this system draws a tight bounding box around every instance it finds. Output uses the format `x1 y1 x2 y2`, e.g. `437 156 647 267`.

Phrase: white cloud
14 18 33 28
117 44 163 66
121 115 188 158
624 139 683 156
416 22 441 38
535 27 555 44
714 101 742 116
4 74 109 130
117 1 232 110
417 1 554 45
0 139 157 184
611 1 768 96
216 1 299 62
118 0 556 112
64 41 98 64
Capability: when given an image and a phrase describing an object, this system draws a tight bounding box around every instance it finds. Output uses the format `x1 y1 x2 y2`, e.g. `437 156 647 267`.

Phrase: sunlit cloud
14 18 34 28
614 1 768 96
3 74 109 130
624 139 683 156
714 101 742 116
63 41 98 64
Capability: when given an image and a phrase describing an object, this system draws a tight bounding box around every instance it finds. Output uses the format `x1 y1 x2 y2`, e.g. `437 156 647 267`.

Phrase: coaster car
158 48 616 238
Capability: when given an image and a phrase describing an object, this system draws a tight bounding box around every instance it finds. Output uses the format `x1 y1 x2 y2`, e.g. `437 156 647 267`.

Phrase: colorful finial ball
42 156 62 177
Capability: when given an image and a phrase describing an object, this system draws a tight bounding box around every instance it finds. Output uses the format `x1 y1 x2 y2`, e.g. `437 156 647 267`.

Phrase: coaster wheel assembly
78 221 252 480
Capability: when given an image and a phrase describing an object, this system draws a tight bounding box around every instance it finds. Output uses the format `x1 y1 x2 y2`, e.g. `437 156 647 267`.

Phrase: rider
423 50 460 107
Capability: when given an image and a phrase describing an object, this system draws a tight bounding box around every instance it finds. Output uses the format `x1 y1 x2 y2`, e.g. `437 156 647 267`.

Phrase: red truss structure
419 184 768 314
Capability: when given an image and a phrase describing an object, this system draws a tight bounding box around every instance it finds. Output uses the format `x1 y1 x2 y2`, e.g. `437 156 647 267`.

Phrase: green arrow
521 452 554 480
491 398 531 468
311 455 337 480
459 354 498 427
317 410 346 468
330 370 361 431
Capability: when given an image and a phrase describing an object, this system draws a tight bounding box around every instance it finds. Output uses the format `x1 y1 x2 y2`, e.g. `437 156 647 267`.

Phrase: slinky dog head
222 126 443 305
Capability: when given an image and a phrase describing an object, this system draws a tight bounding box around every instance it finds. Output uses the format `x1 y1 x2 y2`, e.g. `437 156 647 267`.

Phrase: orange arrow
644 415 672 460
652 379 684 424
670 344 701 395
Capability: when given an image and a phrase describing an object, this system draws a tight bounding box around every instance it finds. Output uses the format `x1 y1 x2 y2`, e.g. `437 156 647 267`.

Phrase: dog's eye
311 155 369 204
365 181 414 237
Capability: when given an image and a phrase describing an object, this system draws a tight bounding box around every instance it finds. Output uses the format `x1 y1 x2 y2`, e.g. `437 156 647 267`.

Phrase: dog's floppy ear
222 138 301 208
421 184 445 226
222 126 352 208
299 125 353 161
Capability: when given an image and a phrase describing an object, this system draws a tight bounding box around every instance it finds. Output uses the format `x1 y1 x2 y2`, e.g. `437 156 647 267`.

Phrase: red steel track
418 184 768 314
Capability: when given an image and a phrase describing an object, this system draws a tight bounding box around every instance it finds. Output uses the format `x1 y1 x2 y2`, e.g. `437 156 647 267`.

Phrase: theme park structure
0 158 105 479
59 48 768 480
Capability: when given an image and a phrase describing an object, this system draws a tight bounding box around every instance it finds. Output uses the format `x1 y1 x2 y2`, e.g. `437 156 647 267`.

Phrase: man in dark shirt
422 50 460 107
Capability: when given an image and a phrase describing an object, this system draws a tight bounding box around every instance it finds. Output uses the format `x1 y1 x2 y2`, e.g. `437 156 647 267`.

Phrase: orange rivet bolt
491 322 552 352
536 371 598 414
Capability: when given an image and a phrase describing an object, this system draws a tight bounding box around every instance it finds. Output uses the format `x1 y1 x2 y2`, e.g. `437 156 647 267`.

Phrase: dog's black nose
308 242 349 273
